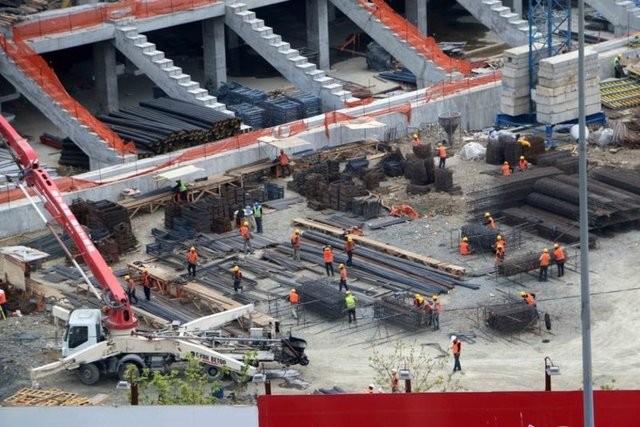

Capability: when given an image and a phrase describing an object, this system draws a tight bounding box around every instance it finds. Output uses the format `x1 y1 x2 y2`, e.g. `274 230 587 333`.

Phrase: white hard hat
391 369 397 374
451 335 457 342
368 384 375 389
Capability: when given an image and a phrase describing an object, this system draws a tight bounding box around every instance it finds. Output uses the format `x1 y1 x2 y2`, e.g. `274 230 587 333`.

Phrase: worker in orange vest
344 235 356 266
539 248 551 282
414 293 425 308
338 263 349 291
187 246 198 278
437 142 447 169
484 212 496 229
459 237 473 255
0 287 7 319
501 161 511 176
495 245 505 266
240 221 254 254
411 133 420 146
431 295 442 331
518 155 529 172
390 369 401 393
323 246 335 277
278 149 291 177
142 268 152 301
520 291 536 306
423 299 433 327
232 265 243 292
124 275 139 304
553 243 566 277
288 288 300 320
451 335 462 372
291 229 302 261
493 235 506 255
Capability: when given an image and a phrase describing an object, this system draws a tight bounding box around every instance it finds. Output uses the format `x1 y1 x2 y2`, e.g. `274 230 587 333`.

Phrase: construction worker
495 244 505 266
459 236 473 255
411 133 420 146
291 229 302 261
493 235 506 253
344 235 356 266
174 179 188 203
553 243 566 277
366 384 375 393
187 247 198 277
234 207 245 228
484 212 496 229
338 263 349 292
253 201 263 234
288 288 300 319
124 275 138 304
520 291 536 306
142 268 152 301
614 54 625 78
278 149 291 177
232 265 243 292
390 369 401 393
431 295 442 331
244 205 256 231
423 299 433 326
414 293 425 308
0 287 7 319
437 142 447 169
345 290 357 324
516 134 531 148
323 246 335 277
539 248 551 282
501 161 511 176
518 155 529 172
451 335 462 372
240 221 254 254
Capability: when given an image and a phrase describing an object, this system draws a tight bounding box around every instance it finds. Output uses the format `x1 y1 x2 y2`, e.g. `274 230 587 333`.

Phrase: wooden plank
292 218 466 277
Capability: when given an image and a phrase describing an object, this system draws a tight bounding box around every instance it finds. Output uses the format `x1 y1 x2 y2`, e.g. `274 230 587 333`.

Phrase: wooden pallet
292 217 467 277
4 388 92 407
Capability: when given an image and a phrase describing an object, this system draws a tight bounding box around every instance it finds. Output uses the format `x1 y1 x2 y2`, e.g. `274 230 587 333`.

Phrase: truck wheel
118 362 141 381
203 365 224 382
77 363 100 385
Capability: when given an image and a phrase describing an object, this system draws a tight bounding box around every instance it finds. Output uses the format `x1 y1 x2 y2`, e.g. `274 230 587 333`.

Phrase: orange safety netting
0 36 136 155
359 0 472 76
0 177 98 204
13 0 221 40
422 72 502 102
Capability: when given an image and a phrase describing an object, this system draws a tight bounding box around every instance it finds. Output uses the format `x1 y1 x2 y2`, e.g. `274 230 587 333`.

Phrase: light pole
544 356 560 391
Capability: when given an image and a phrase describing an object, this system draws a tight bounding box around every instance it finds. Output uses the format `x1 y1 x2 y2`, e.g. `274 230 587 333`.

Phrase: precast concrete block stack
534 49 601 124
501 45 532 116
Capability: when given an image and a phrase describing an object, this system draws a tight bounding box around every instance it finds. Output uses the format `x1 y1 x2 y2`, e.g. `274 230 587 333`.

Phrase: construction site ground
2 134 640 406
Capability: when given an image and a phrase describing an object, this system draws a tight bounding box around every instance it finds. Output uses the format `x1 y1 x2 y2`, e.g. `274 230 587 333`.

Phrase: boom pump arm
0 115 137 331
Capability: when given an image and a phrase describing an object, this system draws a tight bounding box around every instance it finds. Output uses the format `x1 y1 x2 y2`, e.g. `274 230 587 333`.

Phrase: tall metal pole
577 1 594 426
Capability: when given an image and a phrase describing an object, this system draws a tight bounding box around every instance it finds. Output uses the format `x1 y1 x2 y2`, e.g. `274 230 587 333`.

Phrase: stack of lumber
4 388 93 407
535 49 601 124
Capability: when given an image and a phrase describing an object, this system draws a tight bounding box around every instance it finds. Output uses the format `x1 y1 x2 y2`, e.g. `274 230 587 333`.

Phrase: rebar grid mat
373 296 426 330
484 303 538 333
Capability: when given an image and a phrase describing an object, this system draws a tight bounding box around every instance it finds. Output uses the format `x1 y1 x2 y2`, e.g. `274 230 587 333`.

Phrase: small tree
368 341 463 392
128 354 221 405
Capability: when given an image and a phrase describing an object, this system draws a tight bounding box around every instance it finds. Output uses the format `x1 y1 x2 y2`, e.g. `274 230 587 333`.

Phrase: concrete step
296 62 316 73
288 55 308 66
170 74 191 85
237 10 255 22
163 66 182 76
246 18 264 29
491 5 510 13
143 50 165 61
179 81 200 91
136 42 156 53
314 76 334 85
128 34 147 44
189 88 209 97
256 26 273 37
153 58 174 69
118 26 139 38
263 34 281 45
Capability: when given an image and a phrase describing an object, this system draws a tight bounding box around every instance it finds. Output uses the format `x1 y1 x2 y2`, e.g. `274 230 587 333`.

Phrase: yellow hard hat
462 237 468 242
124 275 130 280
143 268 148 273
412 133 418 138
339 263 345 269
554 243 559 248
233 265 240 271
346 290 352 295
190 247 195 251
432 295 438 301
243 221 249 226
295 229 301 234
497 235 502 240
543 248 549 253
520 156 525 160
484 212 491 218
520 291 527 297
347 236 353 242
415 293 421 299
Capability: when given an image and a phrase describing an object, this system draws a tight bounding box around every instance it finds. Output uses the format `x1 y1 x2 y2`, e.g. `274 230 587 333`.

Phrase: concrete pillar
227 31 242 50
203 16 226 91
306 0 330 70
405 0 427 36
513 0 523 19
328 2 336 21
93 41 118 114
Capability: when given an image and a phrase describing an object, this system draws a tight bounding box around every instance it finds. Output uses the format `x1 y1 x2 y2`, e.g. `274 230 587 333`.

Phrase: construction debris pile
94 97 242 158
70 199 138 263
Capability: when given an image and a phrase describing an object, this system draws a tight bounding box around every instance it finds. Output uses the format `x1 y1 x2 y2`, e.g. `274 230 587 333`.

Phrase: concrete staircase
225 1 358 110
329 0 449 87
0 45 135 169
588 0 640 34
456 0 532 47
114 26 233 116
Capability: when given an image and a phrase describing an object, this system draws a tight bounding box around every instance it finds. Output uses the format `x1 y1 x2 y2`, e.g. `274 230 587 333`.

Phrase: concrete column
93 41 118 113
306 0 330 70
513 0 523 19
405 0 427 36
202 16 226 91
328 2 336 21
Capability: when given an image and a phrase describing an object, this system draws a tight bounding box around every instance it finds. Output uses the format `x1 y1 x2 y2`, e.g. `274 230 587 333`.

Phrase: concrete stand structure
305 0 331 71
203 17 228 91
405 0 428 35
93 41 119 114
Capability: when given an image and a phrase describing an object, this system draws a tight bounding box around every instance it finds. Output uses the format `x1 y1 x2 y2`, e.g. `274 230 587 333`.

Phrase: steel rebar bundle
484 303 538 333
498 252 546 276
297 280 346 319
591 168 640 196
373 296 426 330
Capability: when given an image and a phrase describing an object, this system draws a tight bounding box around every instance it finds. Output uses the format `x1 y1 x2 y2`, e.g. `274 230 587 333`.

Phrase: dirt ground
3 131 640 405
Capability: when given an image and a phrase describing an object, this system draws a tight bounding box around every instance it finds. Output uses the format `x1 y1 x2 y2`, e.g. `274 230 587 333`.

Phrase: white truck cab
62 309 104 357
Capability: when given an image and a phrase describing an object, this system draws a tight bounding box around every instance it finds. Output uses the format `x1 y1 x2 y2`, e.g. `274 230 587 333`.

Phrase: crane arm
0 115 136 331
